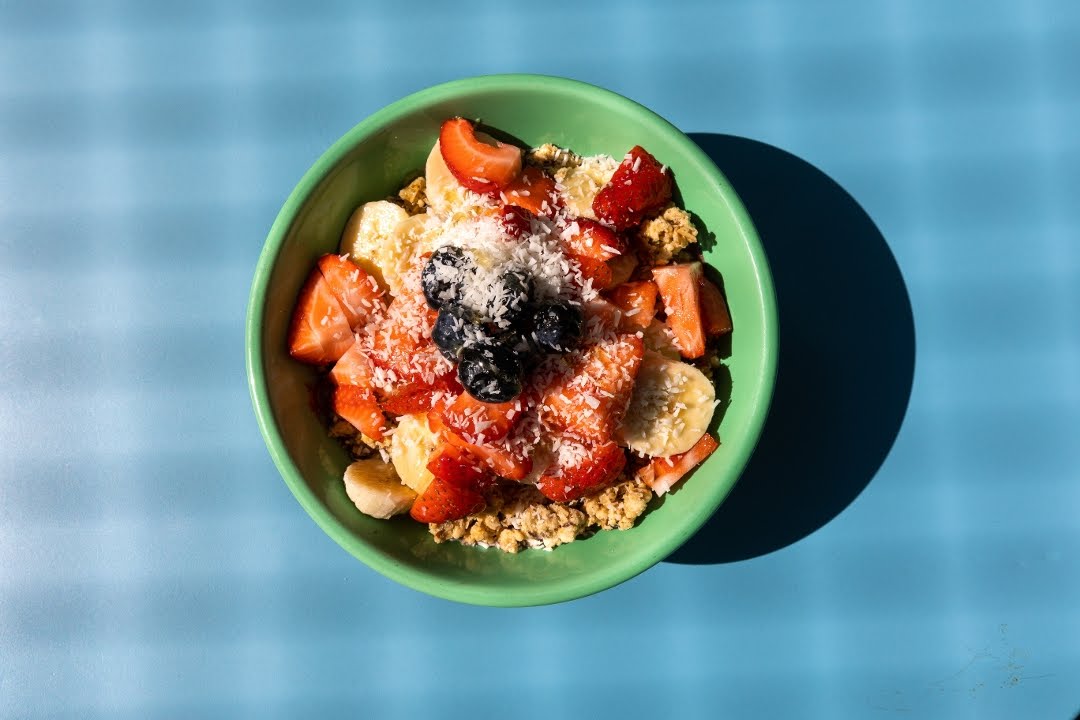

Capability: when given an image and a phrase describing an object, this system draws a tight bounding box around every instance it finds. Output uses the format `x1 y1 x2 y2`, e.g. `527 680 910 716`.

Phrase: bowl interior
247 76 776 606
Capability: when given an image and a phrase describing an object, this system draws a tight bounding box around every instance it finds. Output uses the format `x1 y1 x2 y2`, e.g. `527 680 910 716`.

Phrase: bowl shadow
666 133 916 565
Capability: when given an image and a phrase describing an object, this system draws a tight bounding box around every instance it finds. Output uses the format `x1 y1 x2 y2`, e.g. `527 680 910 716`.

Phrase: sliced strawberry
409 475 486 523
699 276 732 336
502 165 561 217
287 268 355 365
380 373 461 416
366 294 449 385
537 440 626 502
564 218 625 262
439 117 523 195
429 414 533 481
438 392 523 445
540 334 645 443
498 204 536 239
316 253 385 329
652 262 706 359
563 219 629 290
426 442 489 488
607 251 639 287
331 384 388 441
330 341 373 387
592 146 672 230
581 297 623 337
605 280 659 330
638 434 719 496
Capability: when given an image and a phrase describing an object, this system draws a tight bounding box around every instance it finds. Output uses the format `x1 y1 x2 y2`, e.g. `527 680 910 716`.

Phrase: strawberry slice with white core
287 268 355 365
652 262 706 359
439 118 523 195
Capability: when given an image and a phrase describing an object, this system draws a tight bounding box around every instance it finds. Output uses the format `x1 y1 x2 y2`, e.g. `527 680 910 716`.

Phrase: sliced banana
424 140 469 215
381 213 438 296
339 200 410 293
390 413 437 495
616 351 716 458
343 457 417 519
554 154 619 220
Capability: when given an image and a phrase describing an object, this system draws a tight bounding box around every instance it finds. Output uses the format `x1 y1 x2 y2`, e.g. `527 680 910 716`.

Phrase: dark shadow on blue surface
666 134 916 565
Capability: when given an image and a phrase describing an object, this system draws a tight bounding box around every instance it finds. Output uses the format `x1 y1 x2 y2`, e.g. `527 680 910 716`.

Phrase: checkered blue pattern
2 1 1078 718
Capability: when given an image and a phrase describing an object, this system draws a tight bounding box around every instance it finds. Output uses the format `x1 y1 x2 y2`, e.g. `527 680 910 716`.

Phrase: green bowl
246 74 777 606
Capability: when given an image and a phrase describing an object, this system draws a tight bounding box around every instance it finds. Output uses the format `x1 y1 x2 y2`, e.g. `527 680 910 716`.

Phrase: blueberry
422 247 472 310
432 304 483 361
458 344 523 403
530 302 583 354
486 268 532 327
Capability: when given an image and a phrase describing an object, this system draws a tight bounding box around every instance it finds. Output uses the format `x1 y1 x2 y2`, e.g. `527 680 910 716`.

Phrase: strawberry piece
540 334 645 443
537 440 627 502
699 276 732 336
592 146 672 230
439 117 523 195
366 294 449 385
502 165 561 217
638 434 719 496
652 263 706 359
380 373 461 416
581 298 623 337
287 268 355 365
409 476 486 523
429 414 533 481
316 254 385 329
330 341 373 387
563 219 628 290
498 204 536 239
438 392 523 444
564 218 625 262
605 281 659 330
425 442 489 488
332 384 388 441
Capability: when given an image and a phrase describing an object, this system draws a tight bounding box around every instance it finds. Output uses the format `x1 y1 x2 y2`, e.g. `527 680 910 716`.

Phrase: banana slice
424 140 469 214
339 200 410 293
380 214 437 296
343 457 417 519
554 154 619 220
390 413 437 494
617 351 716 458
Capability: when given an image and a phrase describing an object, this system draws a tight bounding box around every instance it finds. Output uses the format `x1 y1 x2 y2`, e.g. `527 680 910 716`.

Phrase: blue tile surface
2 1 1079 717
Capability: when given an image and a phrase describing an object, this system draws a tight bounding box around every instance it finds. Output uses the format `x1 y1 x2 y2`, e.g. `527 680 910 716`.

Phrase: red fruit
366 294 448 385
439 117 523 195
498 204 536 239
379 373 461 416
426 442 489 488
438 392 523 445
316 254 385 329
537 440 626 502
699 276 732 336
563 218 630 290
287 268 355 365
331 384 388 441
409 476 486 523
540 334 645 443
638 434 719 496
564 218 625 262
330 341 374 387
429 414 533 481
652 263 706 359
592 146 672 230
502 165 562 217
605 281 659 330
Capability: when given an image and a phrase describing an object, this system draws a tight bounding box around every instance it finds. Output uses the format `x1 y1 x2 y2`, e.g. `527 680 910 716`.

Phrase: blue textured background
2 1 1079 718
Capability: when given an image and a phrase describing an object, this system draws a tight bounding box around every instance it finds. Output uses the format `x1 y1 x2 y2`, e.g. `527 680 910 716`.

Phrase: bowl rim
245 73 778 606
